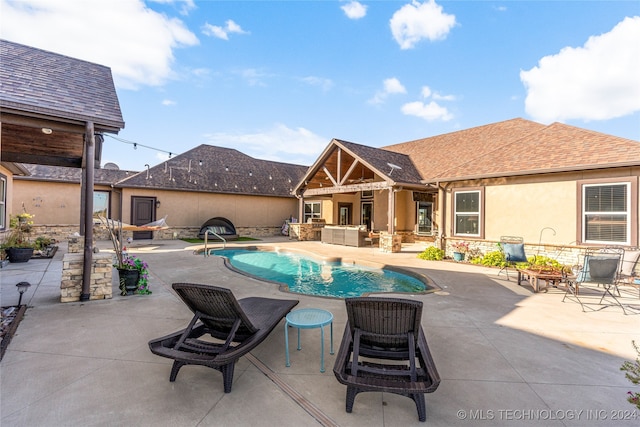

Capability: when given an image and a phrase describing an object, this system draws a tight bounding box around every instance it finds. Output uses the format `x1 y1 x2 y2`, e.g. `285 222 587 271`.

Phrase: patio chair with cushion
332 297 440 422
562 248 627 313
498 236 529 280
149 283 298 393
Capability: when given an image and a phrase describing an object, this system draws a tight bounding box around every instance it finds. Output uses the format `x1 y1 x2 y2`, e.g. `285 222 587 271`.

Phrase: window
304 201 321 223
93 190 110 218
454 190 480 236
582 182 630 244
0 174 6 230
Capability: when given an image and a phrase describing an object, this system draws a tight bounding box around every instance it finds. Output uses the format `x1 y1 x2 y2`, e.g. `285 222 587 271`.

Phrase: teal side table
285 308 334 372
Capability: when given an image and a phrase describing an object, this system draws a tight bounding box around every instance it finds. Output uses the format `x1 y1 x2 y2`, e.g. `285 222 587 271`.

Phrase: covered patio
1 237 637 426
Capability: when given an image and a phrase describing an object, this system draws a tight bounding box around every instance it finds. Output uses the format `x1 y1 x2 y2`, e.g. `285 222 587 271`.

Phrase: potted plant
117 252 151 296
2 212 36 263
32 236 58 259
99 217 152 296
450 241 469 261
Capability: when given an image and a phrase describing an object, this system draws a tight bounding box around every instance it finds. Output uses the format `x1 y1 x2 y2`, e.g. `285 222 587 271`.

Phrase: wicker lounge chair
332 297 440 422
149 283 298 393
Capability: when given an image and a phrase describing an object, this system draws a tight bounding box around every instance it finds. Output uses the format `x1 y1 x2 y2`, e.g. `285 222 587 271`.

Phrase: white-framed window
0 174 6 230
93 190 110 219
454 190 480 236
304 201 321 223
582 182 630 245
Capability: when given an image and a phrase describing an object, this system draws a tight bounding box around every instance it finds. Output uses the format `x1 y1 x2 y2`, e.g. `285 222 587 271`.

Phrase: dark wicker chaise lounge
333 297 440 422
149 283 299 393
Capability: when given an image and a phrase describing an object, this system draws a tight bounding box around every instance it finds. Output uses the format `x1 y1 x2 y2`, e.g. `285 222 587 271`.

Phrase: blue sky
2 0 639 171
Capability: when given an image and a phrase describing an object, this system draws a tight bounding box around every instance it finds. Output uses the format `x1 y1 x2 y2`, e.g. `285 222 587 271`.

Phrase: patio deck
1 237 638 426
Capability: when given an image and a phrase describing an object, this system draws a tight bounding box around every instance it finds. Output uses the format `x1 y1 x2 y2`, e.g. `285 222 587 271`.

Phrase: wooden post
388 188 395 234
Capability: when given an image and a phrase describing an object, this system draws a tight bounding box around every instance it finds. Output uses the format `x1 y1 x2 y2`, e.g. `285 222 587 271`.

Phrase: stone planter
6 247 34 263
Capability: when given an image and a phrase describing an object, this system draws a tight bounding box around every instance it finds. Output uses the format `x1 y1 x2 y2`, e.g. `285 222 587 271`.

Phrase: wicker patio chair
332 297 440 422
149 283 298 393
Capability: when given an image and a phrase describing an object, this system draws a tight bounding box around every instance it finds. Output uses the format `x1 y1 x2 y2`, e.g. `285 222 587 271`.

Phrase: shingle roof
118 145 307 197
335 139 423 184
16 164 139 185
0 39 124 130
434 122 640 180
383 118 546 181
383 118 640 182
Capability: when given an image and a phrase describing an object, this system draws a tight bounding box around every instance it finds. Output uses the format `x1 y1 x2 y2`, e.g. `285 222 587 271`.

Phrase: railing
203 230 226 256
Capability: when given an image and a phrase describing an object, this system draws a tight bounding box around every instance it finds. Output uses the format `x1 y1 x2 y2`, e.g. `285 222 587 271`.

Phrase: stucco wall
445 168 639 246
12 180 114 225
13 179 299 234
120 188 297 229
484 180 576 244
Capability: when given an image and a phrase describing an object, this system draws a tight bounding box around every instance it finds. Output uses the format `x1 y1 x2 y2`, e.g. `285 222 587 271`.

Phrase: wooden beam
303 181 390 196
340 158 360 185
322 166 338 186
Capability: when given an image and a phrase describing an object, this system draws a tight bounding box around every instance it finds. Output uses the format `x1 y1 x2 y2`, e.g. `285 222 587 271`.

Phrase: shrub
418 246 444 261
471 250 506 267
621 341 640 410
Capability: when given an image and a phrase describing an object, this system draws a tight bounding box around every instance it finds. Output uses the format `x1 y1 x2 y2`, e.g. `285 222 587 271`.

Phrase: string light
104 134 176 158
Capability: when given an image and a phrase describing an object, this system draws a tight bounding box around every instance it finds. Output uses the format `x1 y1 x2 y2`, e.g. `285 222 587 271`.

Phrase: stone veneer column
60 253 112 302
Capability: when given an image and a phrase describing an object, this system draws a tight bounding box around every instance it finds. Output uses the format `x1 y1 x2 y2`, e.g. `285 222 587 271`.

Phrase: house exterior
13 144 308 240
293 118 639 262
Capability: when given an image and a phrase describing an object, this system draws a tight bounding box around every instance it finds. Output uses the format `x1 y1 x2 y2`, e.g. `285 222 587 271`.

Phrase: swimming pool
209 247 432 298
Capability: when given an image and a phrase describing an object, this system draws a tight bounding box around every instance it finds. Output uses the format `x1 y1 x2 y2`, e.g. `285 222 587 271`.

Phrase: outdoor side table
285 308 334 372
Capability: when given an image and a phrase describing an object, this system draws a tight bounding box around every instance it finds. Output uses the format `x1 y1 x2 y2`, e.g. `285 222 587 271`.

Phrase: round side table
285 308 334 372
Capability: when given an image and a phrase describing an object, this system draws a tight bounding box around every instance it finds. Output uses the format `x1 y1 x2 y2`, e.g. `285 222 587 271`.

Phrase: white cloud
401 101 453 121
0 0 199 90
390 0 456 50
432 92 456 101
403 85 453 120
300 76 334 92
521 16 640 123
369 77 407 104
341 1 367 20
237 68 271 87
202 19 249 40
203 124 328 165
150 0 196 16
162 99 176 106
420 86 432 98
384 78 407 94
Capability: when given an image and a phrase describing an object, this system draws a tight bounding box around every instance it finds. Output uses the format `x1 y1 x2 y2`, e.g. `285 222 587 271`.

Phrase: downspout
81 122 95 301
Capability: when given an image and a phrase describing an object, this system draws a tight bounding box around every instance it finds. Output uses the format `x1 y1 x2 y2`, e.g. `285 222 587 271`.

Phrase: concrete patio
1 237 639 426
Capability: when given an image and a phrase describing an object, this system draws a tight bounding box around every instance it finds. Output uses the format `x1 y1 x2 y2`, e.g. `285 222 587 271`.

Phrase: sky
1 0 639 172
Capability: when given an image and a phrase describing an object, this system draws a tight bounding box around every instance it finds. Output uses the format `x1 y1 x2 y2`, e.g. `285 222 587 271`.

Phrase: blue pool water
210 248 429 298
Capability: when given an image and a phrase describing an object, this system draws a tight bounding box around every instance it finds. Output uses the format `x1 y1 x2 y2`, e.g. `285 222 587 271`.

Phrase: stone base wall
288 223 322 241
236 226 283 238
443 238 584 266
60 252 112 302
29 224 283 242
